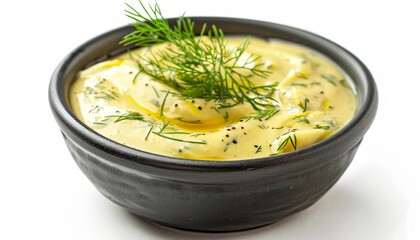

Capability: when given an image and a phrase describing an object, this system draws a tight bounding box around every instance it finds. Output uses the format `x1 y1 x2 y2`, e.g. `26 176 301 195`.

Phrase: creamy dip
70 37 357 160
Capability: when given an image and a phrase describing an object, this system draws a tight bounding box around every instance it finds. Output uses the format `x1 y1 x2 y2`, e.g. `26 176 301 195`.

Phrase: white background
1 0 419 239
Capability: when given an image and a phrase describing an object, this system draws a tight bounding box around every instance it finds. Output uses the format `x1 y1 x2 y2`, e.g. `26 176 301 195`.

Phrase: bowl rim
49 17 378 171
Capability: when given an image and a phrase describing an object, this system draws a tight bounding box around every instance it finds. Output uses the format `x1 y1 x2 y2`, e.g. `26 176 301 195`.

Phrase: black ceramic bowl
49 18 378 232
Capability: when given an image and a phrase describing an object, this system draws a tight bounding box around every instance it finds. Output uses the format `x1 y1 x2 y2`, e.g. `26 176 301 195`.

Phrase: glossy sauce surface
70 37 356 160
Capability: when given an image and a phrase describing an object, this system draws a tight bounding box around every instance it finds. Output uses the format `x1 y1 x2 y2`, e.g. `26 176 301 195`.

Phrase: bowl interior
50 17 378 170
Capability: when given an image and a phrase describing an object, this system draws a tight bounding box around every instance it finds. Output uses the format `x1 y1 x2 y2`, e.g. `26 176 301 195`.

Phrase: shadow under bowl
49 17 378 232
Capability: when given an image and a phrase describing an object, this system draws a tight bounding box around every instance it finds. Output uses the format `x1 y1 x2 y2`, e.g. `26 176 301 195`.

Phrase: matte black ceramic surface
49 18 378 232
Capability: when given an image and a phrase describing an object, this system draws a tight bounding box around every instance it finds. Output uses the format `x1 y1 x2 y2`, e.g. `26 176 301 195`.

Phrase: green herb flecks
82 78 119 101
321 73 338 86
258 124 270 129
290 82 320 88
240 108 280 122
159 90 171 117
144 125 154 140
294 72 308 79
107 111 148 123
293 116 310 124
132 62 143 83
152 85 160 97
255 145 262 153
339 79 352 90
277 133 298 152
298 98 309 112
92 120 108 125
223 137 238 152
83 86 119 101
223 111 229 121
314 125 331 130
152 121 207 144
88 105 103 114
290 83 308 88
120 1 276 112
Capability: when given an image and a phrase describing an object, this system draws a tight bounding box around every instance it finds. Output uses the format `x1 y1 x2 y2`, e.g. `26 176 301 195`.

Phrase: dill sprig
321 73 338 86
293 116 310 124
255 145 262 153
240 108 280 122
277 134 298 152
152 121 207 144
120 1 276 111
105 111 206 144
298 98 309 112
107 111 148 123
314 125 331 130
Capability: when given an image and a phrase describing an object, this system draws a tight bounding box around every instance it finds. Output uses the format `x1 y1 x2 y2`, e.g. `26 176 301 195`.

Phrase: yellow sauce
70 37 357 160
